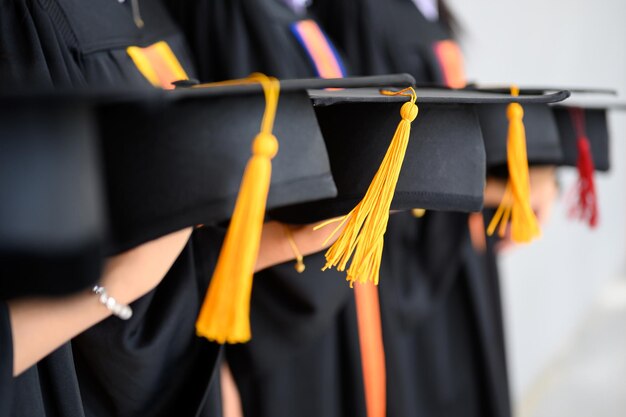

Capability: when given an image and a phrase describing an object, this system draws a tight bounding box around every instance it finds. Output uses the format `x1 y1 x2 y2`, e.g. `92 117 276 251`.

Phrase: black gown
0 303 13 417
168 1 373 416
0 1 223 416
313 1 512 417
166 0 325 81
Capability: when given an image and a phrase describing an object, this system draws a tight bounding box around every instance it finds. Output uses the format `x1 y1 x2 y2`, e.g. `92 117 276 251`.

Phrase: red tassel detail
568 108 598 228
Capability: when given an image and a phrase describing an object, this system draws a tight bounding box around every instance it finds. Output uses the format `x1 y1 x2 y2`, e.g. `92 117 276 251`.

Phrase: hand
254 219 344 272
483 167 559 252
528 166 559 225
483 176 507 209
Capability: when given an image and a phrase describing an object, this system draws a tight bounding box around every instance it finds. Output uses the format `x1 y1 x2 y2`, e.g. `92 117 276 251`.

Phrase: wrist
92 285 133 320
283 224 305 273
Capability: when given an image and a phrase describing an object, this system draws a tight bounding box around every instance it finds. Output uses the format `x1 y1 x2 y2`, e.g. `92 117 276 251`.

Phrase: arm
483 166 558 223
254 220 342 272
8 227 193 377
483 166 559 251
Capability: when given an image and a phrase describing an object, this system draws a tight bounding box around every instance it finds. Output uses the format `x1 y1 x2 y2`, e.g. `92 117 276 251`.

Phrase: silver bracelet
92 285 133 320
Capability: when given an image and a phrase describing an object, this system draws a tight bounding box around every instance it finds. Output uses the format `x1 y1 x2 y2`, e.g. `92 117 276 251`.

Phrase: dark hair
438 1 462 39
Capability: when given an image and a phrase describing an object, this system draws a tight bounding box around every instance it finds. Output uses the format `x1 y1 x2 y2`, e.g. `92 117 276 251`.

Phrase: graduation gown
0 1 223 415
73 229 224 417
313 1 513 416
4 229 224 417
166 0 322 82
0 303 13 417
168 1 371 416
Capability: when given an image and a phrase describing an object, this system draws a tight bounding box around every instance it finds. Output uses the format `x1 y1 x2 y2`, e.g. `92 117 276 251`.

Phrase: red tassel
568 108 598 228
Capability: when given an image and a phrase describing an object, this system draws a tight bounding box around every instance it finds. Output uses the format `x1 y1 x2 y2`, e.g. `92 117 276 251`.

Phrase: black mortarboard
551 92 625 227
272 86 570 224
555 106 610 171
552 91 624 172
472 87 570 173
0 92 105 299
98 80 336 254
474 86 616 171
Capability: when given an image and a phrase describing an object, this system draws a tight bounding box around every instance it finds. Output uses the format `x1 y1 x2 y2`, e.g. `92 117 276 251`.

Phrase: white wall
446 0 626 407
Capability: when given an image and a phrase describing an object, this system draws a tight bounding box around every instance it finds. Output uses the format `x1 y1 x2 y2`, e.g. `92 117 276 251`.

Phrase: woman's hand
483 166 558 224
528 166 559 225
482 166 559 252
254 219 344 272
8 227 192 376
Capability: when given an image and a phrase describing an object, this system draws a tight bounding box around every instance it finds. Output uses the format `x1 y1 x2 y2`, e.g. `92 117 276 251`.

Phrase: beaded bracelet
92 285 133 320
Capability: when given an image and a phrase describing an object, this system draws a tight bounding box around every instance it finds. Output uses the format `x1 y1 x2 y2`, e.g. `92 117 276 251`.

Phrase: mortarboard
556 106 610 170
474 85 615 171
97 79 337 254
0 92 105 299
552 91 622 172
552 91 625 227
471 87 567 172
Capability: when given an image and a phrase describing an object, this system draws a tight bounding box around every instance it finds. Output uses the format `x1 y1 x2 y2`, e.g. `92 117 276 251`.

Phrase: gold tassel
315 88 418 287
486 86 541 243
195 73 280 344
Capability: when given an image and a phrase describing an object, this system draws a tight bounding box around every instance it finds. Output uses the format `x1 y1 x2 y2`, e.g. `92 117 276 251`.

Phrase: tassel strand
319 88 418 286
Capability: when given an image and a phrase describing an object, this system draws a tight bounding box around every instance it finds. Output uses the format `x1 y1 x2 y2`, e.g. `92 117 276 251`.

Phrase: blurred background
447 0 626 416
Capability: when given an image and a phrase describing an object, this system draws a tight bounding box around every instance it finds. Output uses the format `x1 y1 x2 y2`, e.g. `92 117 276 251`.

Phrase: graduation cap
552 91 621 171
474 85 615 171
271 87 486 222
95 74 328 344
472 88 567 172
551 91 625 227
97 78 338 254
273 85 568 286
459 86 569 242
0 92 105 299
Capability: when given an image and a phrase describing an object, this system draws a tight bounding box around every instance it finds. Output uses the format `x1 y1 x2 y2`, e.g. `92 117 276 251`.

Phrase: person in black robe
0 1 223 416
167 1 373 416
1 3 350 416
312 1 514 416
314 1 560 417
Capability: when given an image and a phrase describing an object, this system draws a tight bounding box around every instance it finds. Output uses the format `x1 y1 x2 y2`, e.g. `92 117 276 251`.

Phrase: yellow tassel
316 88 418 287
195 73 280 344
486 86 541 243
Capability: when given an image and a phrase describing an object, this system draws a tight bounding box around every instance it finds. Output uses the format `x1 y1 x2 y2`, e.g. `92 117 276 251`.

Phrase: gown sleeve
72 227 226 417
0 301 14 417
165 0 317 82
